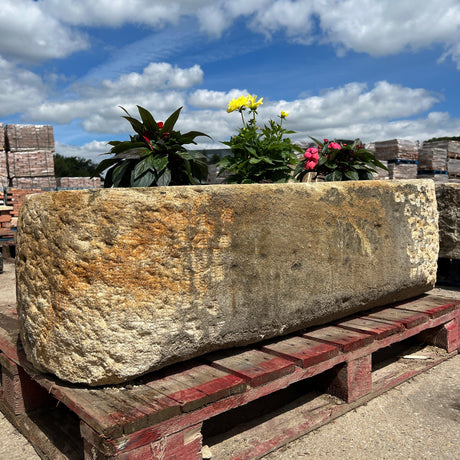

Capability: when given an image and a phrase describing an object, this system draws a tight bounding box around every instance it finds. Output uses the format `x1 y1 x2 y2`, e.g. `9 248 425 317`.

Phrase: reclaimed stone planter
16 180 439 386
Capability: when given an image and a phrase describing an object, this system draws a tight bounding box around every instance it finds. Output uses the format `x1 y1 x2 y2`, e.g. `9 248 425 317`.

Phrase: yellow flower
280 111 289 118
247 94 263 110
227 95 249 113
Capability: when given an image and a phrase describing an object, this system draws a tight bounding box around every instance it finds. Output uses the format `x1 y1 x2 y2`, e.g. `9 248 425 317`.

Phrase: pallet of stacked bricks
0 202 14 246
373 139 419 179
421 140 460 183
0 123 7 190
56 176 101 189
417 143 449 182
5 124 57 189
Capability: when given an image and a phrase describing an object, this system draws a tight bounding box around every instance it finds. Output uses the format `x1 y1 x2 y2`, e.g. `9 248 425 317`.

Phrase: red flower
157 122 164 129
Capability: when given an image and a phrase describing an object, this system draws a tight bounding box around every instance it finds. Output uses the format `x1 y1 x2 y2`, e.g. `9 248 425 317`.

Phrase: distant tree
424 136 460 143
54 153 101 178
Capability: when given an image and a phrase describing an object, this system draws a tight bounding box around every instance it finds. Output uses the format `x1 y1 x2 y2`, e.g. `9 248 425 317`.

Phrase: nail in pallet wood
0 294 458 459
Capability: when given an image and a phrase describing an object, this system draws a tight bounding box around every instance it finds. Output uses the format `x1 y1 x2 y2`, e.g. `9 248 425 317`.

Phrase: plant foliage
93 106 210 187
218 95 302 183
294 137 388 182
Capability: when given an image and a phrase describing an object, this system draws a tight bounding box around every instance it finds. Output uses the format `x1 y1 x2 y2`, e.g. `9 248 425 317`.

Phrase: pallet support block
82 422 203 460
419 318 459 352
328 354 373 403
0 353 52 415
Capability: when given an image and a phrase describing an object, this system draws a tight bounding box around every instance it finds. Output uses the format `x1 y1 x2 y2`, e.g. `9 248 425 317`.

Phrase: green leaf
163 107 182 133
132 169 156 187
151 155 169 173
137 106 157 133
112 161 132 187
157 168 171 186
326 170 343 181
133 156 153 180
121 115 145 135
309 136 324 148
180 130 212 144
345 170 359 181
103 165 115 188
92 157 120 176
249 157 262 164
113 147 150 159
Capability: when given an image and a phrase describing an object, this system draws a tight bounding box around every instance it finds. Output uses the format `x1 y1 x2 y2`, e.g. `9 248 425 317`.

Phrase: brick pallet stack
0 204 14 244
57 176 101 189
5 124 57 189
422 140 460 183
417 146 449 182
373 139 419 179
0 123 7 190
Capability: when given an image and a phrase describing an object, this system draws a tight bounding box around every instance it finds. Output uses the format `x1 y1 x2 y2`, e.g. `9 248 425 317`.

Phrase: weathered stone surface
436 183 460 259
16 180 439 385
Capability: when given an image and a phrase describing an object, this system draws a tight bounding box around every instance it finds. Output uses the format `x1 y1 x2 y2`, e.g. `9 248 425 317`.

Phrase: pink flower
304 147 318 159
328 142 341 150
311 151 319 161
304 159 318 171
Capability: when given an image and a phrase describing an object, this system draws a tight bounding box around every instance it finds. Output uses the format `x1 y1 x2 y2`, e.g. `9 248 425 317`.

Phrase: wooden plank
261 336 339 368
171 364 245 403
93 386 180 435
336 317 404 339
148 362 246 413
147 373 209 413
393 295 459 318
303 326 374 352
204 349 295 387
365 306 428 328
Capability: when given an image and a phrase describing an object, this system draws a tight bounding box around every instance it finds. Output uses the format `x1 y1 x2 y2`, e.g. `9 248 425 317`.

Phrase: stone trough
16 180 439 386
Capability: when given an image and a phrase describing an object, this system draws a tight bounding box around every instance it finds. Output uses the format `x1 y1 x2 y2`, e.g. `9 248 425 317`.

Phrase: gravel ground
1 258 459 459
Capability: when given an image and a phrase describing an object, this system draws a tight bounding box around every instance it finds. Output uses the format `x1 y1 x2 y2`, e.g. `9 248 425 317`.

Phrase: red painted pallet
0 293 459 460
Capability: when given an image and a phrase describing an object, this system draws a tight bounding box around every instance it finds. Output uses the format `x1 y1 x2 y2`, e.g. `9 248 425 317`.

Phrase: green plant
94 106 210 187
294 137 388 182
218 95 302 183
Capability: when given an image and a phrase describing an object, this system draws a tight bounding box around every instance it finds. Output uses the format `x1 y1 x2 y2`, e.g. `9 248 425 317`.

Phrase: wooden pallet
0 294 459 460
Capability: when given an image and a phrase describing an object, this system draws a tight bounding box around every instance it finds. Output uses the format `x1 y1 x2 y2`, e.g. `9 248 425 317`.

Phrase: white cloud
0 0 88 62
55 140 110 163
101 63 203 93
188 89 249 109
316 0 460 60
0 57 47 116
26 63 203 132
29 74 450 148
5 0 460 69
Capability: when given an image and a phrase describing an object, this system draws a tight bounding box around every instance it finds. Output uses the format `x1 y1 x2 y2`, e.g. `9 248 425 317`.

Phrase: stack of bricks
5 124 57 189
57 176 101 189
0 123 7 189
374 139 419 180
0 204 14 243
417 147 449 182
422 140 460 183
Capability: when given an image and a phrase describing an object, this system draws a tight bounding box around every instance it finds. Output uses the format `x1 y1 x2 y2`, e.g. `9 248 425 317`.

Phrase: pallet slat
335 317 404 339
261 336 339 368
303 326 374 352
365 306 429 328
204 349 295 387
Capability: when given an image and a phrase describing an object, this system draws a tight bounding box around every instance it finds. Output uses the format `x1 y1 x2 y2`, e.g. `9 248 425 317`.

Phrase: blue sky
1 0 460 162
